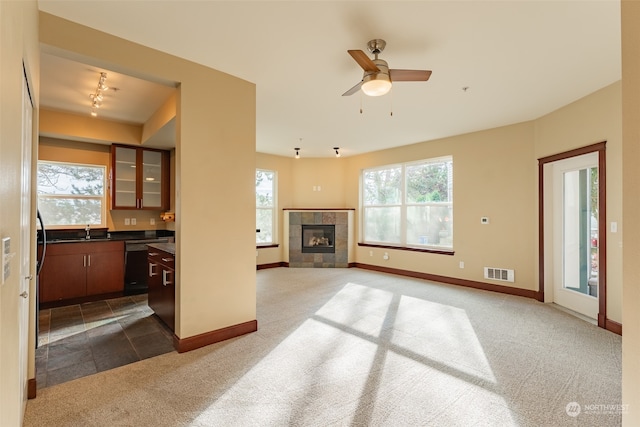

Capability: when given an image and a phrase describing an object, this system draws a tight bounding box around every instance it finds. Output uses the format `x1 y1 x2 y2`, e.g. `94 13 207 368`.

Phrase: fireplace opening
302 224 335 253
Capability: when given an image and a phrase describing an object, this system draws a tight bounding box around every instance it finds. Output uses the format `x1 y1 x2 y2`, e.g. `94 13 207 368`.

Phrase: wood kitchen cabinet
39 241 125 304
147 246 175 331
110 144 170 210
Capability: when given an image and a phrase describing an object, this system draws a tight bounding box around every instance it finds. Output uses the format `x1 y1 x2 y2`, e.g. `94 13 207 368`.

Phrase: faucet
85 224 91 240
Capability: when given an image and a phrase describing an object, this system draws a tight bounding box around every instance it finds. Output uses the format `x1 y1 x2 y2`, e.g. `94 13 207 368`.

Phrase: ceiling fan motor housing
362 59 392 96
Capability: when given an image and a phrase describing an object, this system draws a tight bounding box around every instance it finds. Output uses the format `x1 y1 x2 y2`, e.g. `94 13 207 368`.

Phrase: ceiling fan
342 39 432 97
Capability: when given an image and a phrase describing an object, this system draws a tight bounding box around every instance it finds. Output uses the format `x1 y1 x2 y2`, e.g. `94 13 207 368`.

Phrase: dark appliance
36 210 47 348
124 238 169 295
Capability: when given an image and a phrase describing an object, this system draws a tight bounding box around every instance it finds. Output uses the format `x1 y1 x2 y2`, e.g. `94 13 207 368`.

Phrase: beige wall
346 122 538 289
40 108 142 145
622 0 640 424
290 157 348 208
535 82 622 322
0 1 40 425
39 13 257 340
38 136 169 231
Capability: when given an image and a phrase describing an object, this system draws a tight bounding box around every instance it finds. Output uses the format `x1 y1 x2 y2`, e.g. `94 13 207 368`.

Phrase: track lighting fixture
89 72 108 117
334 147 341 158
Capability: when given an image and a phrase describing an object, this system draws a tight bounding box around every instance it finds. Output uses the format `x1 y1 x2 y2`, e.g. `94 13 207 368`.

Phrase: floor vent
484 267 515 282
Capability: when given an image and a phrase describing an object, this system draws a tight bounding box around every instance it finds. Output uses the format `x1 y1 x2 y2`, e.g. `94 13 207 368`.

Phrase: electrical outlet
131 218 137 225
459 261 465 269
150 218 155 225
369 250 373 257
383 252 389 260
124 218 130 226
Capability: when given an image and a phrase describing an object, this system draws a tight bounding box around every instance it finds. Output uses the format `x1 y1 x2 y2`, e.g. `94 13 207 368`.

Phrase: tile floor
36 294 175 389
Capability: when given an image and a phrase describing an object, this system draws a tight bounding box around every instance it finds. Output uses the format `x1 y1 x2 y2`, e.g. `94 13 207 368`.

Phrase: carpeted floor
24 267 622 426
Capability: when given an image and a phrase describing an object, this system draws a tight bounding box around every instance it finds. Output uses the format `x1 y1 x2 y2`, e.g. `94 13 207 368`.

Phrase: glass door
141 149 163 208
113 146 138 208
553 152 599 318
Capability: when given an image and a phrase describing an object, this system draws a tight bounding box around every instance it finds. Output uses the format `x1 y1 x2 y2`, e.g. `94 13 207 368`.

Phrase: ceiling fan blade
348 50 380 72
342 81 363 96
389 69 432 82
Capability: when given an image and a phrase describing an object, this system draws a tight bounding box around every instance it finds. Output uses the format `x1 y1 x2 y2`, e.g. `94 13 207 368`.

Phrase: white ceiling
38 1 621 158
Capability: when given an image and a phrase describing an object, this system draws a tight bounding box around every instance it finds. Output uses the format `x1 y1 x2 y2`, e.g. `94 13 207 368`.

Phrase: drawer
148 248 174 268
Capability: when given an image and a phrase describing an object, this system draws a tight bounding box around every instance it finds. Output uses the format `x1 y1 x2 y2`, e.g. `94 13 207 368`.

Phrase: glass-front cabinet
111 145 169 210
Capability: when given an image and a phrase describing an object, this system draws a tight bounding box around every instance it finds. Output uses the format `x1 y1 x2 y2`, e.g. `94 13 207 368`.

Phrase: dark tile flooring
36 294 175 389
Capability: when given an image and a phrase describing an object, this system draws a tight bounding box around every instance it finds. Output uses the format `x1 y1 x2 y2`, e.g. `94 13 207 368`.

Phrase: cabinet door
141 149 165 209
86 249 125 295
39 253 86 302
112 145 138 208
111 145 169 210
147 255 163 317
159 266 175 331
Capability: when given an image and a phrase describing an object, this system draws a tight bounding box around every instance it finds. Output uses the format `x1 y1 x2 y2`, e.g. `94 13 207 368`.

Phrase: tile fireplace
285 209 353 268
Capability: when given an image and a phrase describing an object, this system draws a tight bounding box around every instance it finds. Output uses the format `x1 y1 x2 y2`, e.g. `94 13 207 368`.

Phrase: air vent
484 267 515 282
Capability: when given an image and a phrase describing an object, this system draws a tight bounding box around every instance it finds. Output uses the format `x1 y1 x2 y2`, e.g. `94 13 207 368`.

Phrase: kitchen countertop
147 242 175 255
40 230 175 245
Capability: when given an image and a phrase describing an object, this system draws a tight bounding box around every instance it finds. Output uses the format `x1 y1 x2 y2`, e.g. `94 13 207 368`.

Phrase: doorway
539 142 607 327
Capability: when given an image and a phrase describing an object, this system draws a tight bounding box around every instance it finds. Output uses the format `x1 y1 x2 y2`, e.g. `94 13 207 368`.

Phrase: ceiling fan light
361 74 392 96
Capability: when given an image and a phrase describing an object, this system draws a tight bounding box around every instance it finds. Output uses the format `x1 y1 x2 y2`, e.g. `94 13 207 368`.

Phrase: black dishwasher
124 238 169 295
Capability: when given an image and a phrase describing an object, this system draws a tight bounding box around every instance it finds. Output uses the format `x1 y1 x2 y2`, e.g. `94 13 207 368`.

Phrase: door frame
538 141 607 328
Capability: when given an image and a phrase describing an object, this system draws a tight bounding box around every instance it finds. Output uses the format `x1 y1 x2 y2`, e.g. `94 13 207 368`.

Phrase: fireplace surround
285 209 353 268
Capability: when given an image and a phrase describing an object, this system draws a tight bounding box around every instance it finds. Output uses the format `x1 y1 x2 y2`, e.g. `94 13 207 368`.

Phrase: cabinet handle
149 263 157 277
148 252 159 256
87 254 91 267
83 255 86 267
162 257 174 262
162 269 173 286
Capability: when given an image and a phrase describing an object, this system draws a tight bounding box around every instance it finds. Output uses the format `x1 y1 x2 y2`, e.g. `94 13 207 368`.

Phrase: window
362 156 453 250
256 169 276 244
37 161 106 228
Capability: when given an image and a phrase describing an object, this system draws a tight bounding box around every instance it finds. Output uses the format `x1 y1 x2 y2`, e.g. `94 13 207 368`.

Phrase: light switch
150 218 155 225
2 237 11 284
611 222 617 233
131 218 137 226
124 218 130 226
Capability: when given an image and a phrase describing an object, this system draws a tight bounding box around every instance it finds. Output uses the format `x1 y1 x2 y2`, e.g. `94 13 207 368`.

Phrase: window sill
358 242 454 256
257 244 279 249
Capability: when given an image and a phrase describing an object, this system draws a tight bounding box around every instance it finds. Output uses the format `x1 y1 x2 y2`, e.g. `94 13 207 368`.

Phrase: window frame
256 168 277 246
37 160 107 229
360 156 454 254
